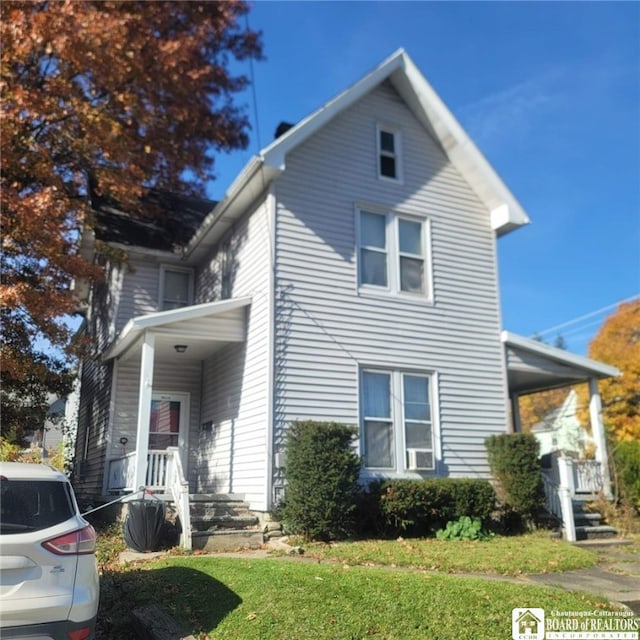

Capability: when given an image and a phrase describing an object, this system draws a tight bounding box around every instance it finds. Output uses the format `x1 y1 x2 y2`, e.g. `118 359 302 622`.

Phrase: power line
534 294 640 338
245 14 262 154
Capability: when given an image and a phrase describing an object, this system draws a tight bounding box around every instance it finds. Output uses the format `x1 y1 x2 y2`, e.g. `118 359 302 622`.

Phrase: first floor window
362 370 394 468
361 369 436 471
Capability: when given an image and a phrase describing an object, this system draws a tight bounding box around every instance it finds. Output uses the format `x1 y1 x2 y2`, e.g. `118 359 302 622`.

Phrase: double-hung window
361 369 436 471
160 265 193 310
358 208 430 298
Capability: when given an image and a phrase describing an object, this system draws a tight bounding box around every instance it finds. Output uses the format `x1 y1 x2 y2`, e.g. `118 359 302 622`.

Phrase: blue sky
209 1 640 355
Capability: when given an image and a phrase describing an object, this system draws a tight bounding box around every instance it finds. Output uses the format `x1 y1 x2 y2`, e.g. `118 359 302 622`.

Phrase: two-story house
73 50 618 547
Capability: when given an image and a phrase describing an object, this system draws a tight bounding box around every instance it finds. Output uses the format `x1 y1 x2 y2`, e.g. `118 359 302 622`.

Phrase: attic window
377 124 402 182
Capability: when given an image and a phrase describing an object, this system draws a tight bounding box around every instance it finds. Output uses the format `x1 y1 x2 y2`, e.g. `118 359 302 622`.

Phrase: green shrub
485 433 543 520
613 440 640 511
436 516 493 541
282 421 361 541
364 478 496 537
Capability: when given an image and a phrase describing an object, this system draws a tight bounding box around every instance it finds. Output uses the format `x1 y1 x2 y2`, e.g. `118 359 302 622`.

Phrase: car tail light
67 627 92 640
42 524 96 555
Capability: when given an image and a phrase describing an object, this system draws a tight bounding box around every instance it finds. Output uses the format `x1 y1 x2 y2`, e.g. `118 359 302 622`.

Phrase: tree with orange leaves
587 299 640 443
1 1 262 439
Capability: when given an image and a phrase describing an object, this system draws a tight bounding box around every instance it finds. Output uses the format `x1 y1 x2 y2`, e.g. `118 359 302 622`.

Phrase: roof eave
184 158 277 261
103 296 252 361
501 330 620 379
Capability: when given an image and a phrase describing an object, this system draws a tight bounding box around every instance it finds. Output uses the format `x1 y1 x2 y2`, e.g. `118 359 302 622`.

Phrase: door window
148 399 180 449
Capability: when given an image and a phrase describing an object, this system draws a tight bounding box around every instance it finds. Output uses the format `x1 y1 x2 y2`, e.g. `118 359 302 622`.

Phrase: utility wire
534 294 640 338
245 14 262 154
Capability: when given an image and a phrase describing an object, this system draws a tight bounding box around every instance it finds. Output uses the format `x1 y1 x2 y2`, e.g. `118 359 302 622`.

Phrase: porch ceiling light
174 344 188 354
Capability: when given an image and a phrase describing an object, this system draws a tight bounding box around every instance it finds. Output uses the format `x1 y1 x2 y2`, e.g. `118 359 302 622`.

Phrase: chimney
274 121 295 139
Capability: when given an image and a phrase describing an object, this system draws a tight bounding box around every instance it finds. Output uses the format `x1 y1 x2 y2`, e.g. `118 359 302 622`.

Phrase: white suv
0 462 99 640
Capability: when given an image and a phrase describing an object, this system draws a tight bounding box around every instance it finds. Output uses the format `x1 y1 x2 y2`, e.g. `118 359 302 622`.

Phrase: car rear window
0 479 76 534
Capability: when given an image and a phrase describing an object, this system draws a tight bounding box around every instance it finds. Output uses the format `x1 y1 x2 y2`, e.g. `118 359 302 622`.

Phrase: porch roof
103 296 252 362
502 331 620 395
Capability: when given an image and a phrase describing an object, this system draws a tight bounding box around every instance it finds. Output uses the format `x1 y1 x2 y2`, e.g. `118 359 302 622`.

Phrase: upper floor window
357 207 430 298
160 265 193 310
377 124 402 182
361 368 436 471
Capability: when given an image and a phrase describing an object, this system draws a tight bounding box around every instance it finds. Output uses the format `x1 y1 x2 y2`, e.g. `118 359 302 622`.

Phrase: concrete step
189 493 245 502
573 512 602 527
190 514 260 532
191 529 264 552
575 525 618 541
189 501 252 519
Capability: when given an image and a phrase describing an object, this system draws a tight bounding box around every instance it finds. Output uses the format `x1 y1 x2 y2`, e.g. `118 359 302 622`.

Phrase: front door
149 392 189 475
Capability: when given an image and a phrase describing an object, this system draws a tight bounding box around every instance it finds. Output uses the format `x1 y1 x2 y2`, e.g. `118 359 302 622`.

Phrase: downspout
265 184 277 511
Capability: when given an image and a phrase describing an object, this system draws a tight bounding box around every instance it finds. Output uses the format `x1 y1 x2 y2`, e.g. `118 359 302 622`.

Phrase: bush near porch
357 479 496 538
486 432 544 526
281 420 361 541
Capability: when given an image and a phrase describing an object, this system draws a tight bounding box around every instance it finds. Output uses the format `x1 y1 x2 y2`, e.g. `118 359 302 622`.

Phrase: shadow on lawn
97 565 241 640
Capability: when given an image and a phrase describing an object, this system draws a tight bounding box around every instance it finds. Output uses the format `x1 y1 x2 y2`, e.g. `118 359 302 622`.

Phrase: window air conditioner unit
407 448 433 471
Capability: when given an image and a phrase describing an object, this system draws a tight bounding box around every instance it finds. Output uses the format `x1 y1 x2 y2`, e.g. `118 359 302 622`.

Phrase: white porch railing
542 472 576 542
106 448 191 550
573 460 603 495
107 452 137 491
107 450 174 492
165 447 192 551
542 455 604 542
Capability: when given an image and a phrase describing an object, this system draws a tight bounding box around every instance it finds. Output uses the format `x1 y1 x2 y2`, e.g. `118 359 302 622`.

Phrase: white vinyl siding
273 81 508 479
194 197 272 510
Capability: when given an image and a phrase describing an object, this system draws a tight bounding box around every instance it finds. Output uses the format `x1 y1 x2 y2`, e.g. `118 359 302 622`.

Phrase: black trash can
123 499 166 552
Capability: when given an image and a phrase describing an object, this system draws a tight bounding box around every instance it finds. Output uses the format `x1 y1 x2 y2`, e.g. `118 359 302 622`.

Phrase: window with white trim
377 124 402 181
159 266 193 310
361 369 436 471
357 208 430 297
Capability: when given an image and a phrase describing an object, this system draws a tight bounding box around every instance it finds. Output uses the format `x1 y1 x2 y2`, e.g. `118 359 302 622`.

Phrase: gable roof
186 49 531 262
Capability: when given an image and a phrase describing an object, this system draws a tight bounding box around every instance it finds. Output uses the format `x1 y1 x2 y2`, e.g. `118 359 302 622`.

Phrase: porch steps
187 493 264 552
572 499 618 541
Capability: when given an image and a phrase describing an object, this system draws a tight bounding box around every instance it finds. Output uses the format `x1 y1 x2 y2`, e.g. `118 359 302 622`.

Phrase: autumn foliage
1 1 262 438
587 299 640 443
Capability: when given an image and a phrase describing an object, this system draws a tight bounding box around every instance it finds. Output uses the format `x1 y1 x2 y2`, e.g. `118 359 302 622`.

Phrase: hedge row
357 478 496 537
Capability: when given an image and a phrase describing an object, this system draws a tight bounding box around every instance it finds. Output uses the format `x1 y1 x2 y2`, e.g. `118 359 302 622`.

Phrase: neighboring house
532 389 594 458
72 50 618 541
29 385 79 460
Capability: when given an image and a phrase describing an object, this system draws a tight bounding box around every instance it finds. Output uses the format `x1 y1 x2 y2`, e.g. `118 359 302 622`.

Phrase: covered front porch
102 296 252 496
502 331 620 540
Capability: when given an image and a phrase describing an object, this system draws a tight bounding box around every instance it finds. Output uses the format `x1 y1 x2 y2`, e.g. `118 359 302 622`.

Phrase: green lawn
295 531 598 575
96 530 630 639
98 555 619 640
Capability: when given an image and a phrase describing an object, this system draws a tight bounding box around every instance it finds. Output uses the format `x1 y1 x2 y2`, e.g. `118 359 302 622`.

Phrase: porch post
133 331 155 492
510 393 522 433
588 377 612 499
